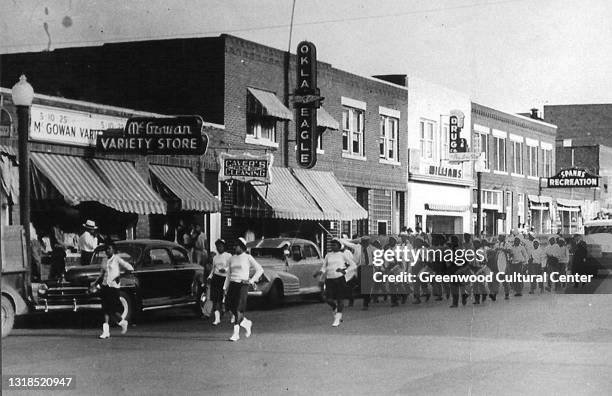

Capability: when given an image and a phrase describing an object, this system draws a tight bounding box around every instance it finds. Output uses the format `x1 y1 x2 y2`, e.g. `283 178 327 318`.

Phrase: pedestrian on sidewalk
314 238 356 326
208 239 231 325
91 242 134 339
223 237 264 342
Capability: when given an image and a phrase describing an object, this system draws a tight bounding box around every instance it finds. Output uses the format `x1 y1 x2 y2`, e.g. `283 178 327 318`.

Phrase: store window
377 220 388 236
511 140 524 175
420 119 435 160
342 107 365 157
528 145 539 177
379 115 399 161
473 132 490 170
517 193 525 227
493 136 507 172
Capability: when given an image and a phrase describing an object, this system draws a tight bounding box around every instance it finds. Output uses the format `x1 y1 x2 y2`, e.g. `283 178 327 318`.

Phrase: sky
1 0 611 113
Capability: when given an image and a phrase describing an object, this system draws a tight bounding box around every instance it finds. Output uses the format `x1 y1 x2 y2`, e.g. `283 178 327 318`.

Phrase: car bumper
34 298 101 312
247 290 263 297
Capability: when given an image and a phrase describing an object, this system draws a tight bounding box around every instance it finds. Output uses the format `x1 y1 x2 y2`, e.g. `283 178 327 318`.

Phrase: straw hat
82 220 98 230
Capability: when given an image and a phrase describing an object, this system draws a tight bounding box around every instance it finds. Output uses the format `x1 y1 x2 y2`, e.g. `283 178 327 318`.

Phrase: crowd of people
308 228 592 326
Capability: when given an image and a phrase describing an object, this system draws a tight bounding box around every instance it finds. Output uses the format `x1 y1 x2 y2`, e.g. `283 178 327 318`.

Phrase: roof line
473 101 557 129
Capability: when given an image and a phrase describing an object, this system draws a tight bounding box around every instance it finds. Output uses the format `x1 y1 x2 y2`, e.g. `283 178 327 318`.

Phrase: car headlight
38 284 49 295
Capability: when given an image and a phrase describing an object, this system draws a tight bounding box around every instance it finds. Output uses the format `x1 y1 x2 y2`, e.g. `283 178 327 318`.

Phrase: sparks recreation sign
95 116 208 155
546 168 599 188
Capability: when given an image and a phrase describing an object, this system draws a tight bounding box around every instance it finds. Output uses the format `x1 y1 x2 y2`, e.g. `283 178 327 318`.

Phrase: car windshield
250 248 286 260
90 245 142 266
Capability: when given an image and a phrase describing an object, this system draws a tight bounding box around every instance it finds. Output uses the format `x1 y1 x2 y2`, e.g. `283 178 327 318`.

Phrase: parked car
30 240 206 321
246 238 324 306
2 226 30 338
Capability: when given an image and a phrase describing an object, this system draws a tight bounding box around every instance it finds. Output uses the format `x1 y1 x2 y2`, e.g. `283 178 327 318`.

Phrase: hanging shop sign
449 109 467 153
218 152 273 184
546 168 599 188
29 104 126 147
293 41 322 169
96 116 208 155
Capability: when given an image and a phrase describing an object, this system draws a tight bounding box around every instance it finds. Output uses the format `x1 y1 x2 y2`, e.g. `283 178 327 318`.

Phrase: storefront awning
425 203 470 212
527 195 552 205
0 144 17 159
317 107 339 130
556 198 582 208
149 165 221 212
31 153 166 214
251 167 329 220
247 87 293 120
292 169 368 221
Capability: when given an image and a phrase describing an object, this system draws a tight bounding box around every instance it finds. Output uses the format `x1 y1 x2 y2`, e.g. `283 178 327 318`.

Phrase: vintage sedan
30 240 206 321
246 238 324 306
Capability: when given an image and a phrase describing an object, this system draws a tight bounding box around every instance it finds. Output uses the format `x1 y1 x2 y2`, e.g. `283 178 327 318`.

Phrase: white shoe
332 313 342 327
119 320 128 334
229 325 240 342
212 311 221 326
99 323 110 339
230 314 235 324
240 318 252 338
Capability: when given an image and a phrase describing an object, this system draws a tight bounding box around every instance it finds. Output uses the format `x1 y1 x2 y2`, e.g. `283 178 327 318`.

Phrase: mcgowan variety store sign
96 116 208 155
546 168 599 188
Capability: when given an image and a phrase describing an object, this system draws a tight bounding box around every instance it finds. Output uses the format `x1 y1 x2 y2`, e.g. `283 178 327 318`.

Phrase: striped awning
251 167 328 220
247 87 293 120
0 144 17 159
291 169 368 221
30 153 166 214
317 107 339 130
528 195 552 204
425 203 471 212
149 165 221 212
556 198 582 208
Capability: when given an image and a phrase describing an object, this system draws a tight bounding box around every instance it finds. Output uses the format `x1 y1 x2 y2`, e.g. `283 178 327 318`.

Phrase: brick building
1 34 409 248
543 104 612 147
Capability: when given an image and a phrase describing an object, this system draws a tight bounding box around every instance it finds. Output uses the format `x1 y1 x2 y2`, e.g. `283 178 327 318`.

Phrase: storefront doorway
426 215 463 234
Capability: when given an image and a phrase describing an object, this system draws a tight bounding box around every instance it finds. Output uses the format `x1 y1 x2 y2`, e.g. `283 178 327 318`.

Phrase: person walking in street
572 240 588 288
223 237 264 342
508 237 528 297
342 243 358 307
208 239 231 326
78 220 99 266
314 238 356 326
471 239 490 304
384 237 407 306
90 242 134 339
545 237 560 291
490 235 512 300
341 236 376 310
557 238 570 289
529 240 547 294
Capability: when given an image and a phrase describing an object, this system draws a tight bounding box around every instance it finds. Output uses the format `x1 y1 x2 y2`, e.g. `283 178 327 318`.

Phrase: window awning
291 169 368 221
251 167 329 220
30 153 166 214
425 203 471 212
149 165 221 212
317 107 339 130
247 87 293 120
556 198 582 208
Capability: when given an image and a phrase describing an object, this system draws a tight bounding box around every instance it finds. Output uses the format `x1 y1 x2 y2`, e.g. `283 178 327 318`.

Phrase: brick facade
543 104 612 146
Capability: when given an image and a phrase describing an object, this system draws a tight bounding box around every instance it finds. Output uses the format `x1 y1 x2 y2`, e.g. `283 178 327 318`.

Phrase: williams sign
546 168 599 188
294 41 321 169
96 116 208 155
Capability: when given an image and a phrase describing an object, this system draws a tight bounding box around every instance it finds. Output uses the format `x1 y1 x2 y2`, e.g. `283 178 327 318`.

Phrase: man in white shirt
508 237 528 296
91 242 134 339
79 220 99 266
529 240 547 294
340 236 376 310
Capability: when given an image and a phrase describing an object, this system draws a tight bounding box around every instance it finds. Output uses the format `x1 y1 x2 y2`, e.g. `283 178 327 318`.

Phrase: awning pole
317 222 334 237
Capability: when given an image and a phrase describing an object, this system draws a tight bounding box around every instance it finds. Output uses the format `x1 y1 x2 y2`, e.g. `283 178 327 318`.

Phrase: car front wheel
1 295 15 338
266 281 283 308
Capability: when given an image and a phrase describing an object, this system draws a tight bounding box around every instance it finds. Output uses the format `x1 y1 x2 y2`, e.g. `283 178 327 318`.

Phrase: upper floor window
474 132 490 170
246 88 292 147
342 107 365 157
493 135 507 172
246 115 277 143
420 119 435 160
441 123 449 161
510 139 524 175
542 147 553 177
528 145 539 177
379 115 399 161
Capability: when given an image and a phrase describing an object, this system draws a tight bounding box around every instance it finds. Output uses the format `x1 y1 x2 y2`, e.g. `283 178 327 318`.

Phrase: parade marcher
208 239 232 326
340 236 375 310
428 234 447 301
384 237 407 306
314 238 356 326
91 242 134 339
508 237 528 296
545 237 560 291
78 220 99 266
529 240 547 293
342 243 358 307
447 235 471 307
471 240 490 304
490 235 512 300
223 237 264 341
557 238 570 289
572 240 588 288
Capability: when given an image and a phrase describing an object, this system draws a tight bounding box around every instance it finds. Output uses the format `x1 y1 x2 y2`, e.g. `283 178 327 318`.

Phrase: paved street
3 291 612 396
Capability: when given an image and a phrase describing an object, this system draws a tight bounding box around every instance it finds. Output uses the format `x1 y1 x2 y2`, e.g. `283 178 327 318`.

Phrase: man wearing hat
79 220 99 266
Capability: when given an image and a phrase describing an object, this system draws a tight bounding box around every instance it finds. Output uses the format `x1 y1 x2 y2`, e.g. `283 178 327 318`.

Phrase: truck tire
2 295 15 338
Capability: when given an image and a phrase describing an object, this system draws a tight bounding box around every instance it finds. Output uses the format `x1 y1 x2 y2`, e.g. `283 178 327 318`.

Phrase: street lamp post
11 75 34 270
